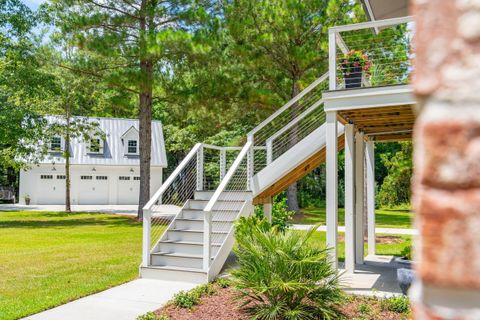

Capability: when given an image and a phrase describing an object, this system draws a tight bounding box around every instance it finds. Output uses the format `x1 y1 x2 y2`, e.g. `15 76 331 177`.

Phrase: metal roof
42 116 167 167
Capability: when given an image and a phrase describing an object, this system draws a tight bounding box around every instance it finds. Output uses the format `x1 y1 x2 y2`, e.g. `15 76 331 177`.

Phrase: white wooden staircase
140 72 343 283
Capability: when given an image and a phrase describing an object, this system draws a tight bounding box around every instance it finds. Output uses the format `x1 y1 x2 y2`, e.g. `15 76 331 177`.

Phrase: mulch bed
155 284 411 320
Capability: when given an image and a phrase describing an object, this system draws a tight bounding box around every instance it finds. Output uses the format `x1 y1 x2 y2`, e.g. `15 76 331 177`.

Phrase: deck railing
328 16 414 91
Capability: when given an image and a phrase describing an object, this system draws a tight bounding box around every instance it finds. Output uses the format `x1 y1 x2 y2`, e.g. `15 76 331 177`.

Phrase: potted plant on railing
396 245 416 295
340 50 371 89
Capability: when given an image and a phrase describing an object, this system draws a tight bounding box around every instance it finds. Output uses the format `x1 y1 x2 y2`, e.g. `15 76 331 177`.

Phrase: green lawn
0 211 143 320
294 206 413 229
307 231 412 262
0 211 410 320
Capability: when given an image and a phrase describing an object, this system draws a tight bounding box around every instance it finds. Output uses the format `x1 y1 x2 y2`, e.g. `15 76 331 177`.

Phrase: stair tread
143 265 206 273
169 228 229 234
160 239 222 246
152 251 216 259
182 208 239 212
176 217 234 223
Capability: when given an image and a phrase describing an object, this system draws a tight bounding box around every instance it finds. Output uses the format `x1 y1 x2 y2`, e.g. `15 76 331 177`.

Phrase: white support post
326 111 338 269
142 209 151 267
246 145 254 191
219 148 226 180
329 29 337 90
355 132 365 264
266 140 273 165
344 124 356 274
366 139 376 256
263 196 273 223
196 145 204 191
203 210 212 271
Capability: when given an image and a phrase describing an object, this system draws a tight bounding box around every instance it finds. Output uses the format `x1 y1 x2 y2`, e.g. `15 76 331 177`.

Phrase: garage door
117 175 140 205
77 175 109 205
37 174 66 205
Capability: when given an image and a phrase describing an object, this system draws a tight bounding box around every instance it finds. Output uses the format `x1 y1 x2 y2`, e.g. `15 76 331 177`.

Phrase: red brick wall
412 0 480 318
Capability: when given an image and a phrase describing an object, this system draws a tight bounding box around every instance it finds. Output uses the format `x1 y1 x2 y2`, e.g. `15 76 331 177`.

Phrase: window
49 137 62 152
127 140 138 154
96 176 108 180
133 176 140 181
56 175 66 180
119 176 130 181
81 175 92 180
40 175 53 180
88 138 103 154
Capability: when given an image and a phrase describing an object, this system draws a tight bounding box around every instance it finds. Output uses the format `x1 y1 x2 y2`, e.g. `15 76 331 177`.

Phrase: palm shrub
231 223 344 319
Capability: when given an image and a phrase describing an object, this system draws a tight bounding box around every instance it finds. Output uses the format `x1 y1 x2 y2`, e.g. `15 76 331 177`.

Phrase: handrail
143 143 203 211
265 98 325 146
247 72 329 138
203 141 253 212
329 16 413 33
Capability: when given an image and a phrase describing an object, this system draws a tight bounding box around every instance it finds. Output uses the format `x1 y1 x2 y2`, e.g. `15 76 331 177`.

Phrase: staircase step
150 251 214 269
187 199 245 210
140 266 208 283
166 229 228 242
181 209 238 220
194 191 252 201
160 239 222 246
175 218 234 232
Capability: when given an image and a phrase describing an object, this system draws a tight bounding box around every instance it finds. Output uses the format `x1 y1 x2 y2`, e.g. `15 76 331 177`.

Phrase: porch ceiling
337 105 415 142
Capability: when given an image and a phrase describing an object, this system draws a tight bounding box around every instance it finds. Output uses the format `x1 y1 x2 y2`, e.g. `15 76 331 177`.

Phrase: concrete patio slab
340 255 404 297
23 279 196 320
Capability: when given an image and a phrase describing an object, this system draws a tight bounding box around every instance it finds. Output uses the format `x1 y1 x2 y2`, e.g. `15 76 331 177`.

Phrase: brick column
411 0 480 319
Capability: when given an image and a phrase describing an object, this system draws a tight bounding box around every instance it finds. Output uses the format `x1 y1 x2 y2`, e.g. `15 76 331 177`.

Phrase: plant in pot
24 194 31 205
396 245 416 295
340 50 371 89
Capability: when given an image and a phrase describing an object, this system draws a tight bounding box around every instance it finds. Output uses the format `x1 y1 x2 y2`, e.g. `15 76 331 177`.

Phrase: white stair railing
142 143 203 267
202 141 253 270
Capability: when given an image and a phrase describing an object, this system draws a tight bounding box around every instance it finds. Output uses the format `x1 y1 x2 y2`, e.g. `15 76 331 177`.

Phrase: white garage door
77 175 109 205
117 176 140 205
37 174 66 204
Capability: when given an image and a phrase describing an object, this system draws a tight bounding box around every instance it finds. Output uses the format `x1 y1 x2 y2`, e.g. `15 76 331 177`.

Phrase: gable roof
42 116 167 167
120 126 139 139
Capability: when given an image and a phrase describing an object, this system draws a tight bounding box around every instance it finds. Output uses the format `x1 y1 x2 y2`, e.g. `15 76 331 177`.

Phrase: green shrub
157 315 170 320
216 277 231 288
172 290 199 309
253 195 294 232
381 295 410 313
136 312 157 320
400 245 412 260
192 283 216 297
231 224 343 319
358 302 371 315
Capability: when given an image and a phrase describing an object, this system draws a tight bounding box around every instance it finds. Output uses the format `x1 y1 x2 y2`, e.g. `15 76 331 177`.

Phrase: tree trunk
287 77 301 215
137 2 153 219
65 117 71 213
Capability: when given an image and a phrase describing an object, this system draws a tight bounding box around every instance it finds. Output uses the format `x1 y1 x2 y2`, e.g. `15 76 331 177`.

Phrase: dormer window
127 140 138 155
88 138 104 154
49 136 63 152
121 126 140 156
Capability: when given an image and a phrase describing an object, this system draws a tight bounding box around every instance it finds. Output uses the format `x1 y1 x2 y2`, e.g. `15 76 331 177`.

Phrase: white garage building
19 117 167 205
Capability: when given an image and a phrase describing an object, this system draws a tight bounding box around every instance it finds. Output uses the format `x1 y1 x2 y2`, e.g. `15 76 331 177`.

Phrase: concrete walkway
291 224 418 235
24 279 196 320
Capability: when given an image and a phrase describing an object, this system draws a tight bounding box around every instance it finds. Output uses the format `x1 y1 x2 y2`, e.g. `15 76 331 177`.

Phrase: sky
23 0 46 10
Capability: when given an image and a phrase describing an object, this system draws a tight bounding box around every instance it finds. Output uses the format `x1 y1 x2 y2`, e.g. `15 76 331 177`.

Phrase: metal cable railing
330 16 414 90
202 142 252 269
